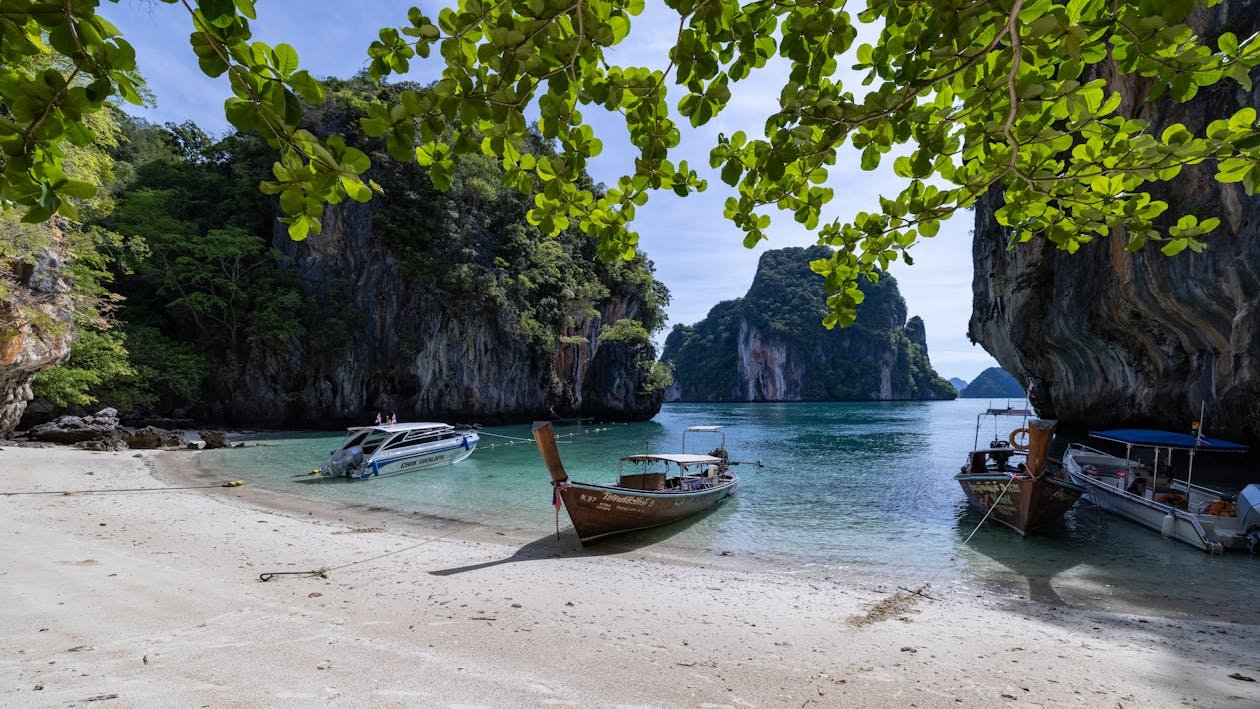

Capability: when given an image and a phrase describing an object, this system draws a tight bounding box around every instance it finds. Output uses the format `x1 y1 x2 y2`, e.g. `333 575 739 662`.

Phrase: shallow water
196 400 1260 620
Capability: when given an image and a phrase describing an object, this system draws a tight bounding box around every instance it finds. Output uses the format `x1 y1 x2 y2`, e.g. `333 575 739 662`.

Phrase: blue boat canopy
1090 429 1249 452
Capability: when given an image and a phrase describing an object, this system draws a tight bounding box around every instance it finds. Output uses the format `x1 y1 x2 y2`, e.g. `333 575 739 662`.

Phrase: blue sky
108 0 998 381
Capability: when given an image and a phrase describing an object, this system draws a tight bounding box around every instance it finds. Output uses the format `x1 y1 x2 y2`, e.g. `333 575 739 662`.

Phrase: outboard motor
1237 484 1260 554
320 445 365 477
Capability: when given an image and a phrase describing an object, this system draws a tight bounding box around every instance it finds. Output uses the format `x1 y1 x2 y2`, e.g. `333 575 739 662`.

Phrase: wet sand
2 444 1259 706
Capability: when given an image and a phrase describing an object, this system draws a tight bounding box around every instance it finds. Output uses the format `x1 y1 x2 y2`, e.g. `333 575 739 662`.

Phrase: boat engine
1237 484 1260 553
320 445 365 477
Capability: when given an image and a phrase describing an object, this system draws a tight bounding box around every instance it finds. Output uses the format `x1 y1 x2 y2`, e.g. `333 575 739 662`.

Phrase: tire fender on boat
1008 427 1030 451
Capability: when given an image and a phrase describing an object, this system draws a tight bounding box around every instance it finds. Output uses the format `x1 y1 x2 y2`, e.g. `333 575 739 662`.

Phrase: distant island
959 367 1025 399
948 377 968 392
660 246 955 402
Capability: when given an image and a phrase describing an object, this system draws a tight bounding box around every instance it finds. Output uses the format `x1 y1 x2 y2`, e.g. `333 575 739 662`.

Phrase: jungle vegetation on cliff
661 246 954 402
21 77 668 424
3 1 1260 332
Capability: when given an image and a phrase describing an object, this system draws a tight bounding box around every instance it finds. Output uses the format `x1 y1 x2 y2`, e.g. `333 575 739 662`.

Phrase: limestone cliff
968 1 1260 441
0 220 73 435
663 246 954 402
206 176 666 427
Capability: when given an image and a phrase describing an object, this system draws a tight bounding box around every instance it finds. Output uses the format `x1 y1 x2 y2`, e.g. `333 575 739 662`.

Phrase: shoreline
2 444 1258 706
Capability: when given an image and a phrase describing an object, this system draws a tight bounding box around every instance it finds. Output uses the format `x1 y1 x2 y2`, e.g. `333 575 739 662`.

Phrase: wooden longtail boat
532 421 739 544
955 413 1085 535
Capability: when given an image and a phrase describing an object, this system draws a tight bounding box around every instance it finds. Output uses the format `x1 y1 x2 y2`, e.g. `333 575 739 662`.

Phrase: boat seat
617 473 665 491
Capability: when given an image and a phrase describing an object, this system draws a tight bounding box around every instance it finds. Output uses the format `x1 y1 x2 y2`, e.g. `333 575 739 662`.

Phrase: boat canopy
984 407 1034 417
621 453 723 465
1090 429 1248 452
345 422 454 435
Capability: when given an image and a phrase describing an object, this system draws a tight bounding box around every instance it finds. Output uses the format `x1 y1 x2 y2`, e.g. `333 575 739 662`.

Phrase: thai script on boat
600 493 652 507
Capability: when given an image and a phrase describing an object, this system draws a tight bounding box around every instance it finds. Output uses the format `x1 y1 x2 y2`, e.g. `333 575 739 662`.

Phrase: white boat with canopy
1062 429 1260 553
315 422 479 480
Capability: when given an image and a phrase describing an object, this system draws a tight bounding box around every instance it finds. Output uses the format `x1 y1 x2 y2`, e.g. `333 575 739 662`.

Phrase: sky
106 0 999 382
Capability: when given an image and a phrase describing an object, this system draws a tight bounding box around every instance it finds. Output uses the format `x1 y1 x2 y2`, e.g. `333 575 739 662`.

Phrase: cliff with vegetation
6 78 668 430
959 368 1025 399
969 1 1260 441
1 221 73 434
662 246 954 402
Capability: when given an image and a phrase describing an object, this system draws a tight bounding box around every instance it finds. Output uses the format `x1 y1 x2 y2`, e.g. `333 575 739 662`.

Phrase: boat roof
1090 429 1248 452
686 425 723 432
346 422 455 434
620 453 723 465
982 407 1034 417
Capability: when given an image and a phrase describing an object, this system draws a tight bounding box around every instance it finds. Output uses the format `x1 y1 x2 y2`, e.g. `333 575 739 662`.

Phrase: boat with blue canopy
1063 428 1260 553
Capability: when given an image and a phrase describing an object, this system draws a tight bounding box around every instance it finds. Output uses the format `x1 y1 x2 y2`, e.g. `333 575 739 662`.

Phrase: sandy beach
2 444 1259 707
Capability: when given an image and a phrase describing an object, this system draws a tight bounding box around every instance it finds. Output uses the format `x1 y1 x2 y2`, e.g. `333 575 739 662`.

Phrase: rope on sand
257 482 546 583
1 480 244 496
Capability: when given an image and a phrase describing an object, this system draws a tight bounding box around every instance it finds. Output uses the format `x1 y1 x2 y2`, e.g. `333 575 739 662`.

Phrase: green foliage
597 318 651 345
642 360 674 396
7 2 1259 329
32 326 133 407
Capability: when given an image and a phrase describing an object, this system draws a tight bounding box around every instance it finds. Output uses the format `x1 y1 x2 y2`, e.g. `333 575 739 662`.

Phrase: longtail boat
955 410 1084 535
532 421 739 544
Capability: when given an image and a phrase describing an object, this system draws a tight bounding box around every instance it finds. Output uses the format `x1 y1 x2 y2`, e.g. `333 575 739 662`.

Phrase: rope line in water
920 476 1017 590
1 481 244 496
475 425 621 451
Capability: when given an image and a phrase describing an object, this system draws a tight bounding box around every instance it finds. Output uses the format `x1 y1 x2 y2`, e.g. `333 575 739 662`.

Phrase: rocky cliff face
202 198 663 427
0 220 73 436
663 246 955 402
969 1 1260 441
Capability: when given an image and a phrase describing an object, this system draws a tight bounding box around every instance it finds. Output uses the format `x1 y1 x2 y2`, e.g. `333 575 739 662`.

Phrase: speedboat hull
316 424 479 481
354 438 477 480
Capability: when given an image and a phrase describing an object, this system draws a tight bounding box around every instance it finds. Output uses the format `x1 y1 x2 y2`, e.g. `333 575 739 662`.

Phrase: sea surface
195 399 1260 620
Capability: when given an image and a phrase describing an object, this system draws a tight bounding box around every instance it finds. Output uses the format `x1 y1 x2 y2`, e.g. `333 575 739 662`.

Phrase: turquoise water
196 400 1260 619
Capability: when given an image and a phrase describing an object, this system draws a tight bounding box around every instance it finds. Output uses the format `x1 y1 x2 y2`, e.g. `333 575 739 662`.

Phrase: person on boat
374 411 383 425
388 412 397 424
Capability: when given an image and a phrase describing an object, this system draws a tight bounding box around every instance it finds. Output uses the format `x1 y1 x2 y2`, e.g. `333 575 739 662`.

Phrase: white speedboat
1063 429 1260 553
315 422 479 480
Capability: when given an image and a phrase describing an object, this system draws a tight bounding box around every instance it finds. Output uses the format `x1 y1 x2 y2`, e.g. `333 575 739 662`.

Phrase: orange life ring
1008 427 1030 451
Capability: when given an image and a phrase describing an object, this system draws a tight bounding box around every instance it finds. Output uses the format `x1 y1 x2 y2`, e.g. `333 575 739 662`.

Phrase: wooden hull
559 479 738 544
956 474 1085 535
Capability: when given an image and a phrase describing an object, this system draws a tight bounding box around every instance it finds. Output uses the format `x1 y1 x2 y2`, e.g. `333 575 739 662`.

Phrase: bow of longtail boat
532 421 739 545
955 418 1085 535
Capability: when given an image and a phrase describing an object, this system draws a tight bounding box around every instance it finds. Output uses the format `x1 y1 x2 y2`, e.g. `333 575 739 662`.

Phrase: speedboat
315 422 478 480
955 407 1085 535
1063 429 1260 553
532 422 740 544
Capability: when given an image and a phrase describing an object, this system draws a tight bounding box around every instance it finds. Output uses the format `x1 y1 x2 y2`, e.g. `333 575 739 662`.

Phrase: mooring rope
475 425 622 451
258 479 548 582
918 475 1017 591
1 480 244 496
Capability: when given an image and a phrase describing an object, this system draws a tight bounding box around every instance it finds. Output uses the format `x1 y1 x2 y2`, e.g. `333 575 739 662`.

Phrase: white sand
2 444 1258 707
